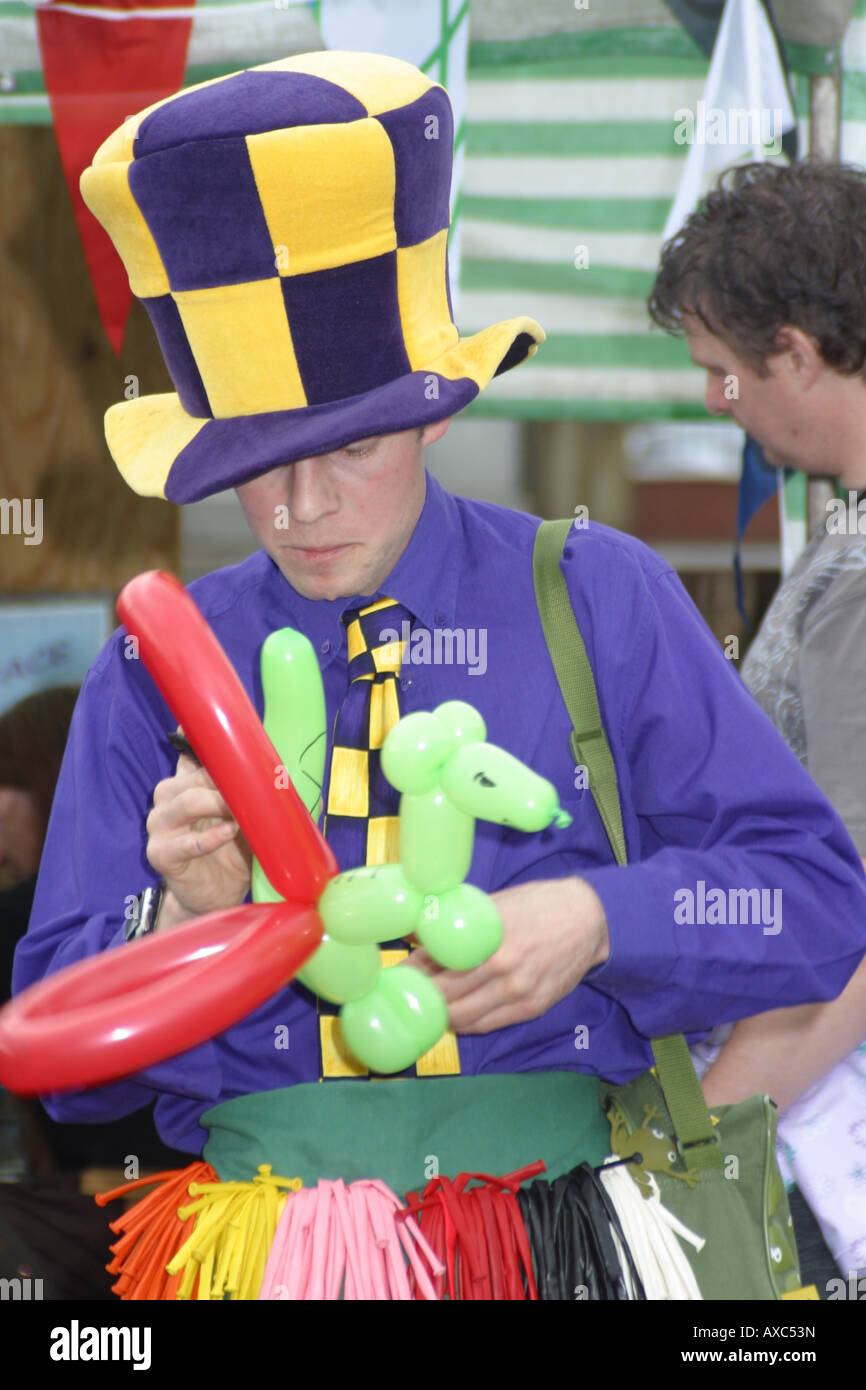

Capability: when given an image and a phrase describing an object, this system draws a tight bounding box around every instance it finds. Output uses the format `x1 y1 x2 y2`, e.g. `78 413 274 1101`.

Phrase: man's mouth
289 544 352 559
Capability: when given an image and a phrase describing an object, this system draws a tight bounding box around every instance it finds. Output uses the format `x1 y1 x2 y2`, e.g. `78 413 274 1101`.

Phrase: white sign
0 599 113 715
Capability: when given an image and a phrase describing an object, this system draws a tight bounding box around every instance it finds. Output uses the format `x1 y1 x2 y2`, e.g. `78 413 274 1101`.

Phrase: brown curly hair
648 161 866 377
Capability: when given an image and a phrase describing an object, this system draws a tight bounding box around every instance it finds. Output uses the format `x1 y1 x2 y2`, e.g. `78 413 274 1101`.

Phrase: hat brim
105 317 544 504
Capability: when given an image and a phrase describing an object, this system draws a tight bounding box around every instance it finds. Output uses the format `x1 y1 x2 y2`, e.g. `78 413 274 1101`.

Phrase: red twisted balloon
118 570 336 902
0 572 335 1093
0 904 321 1094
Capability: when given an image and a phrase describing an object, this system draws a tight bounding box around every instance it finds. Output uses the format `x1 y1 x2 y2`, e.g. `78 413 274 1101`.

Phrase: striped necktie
319 596 460 1080
324 596 411 871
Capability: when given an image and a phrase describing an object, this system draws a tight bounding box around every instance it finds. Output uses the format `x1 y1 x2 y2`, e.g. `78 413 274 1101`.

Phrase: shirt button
434 611 446 625
321 640 331 654
401 678 412 691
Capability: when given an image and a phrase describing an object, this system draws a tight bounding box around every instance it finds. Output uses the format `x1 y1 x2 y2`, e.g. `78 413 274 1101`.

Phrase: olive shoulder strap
532 518 721 1172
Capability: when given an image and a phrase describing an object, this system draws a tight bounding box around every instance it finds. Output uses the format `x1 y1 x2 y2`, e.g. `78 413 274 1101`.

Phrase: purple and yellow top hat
80 51 544 504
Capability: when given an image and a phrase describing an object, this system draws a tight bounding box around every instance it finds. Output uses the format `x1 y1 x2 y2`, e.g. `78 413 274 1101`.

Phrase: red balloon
117 570 337 903
0 903 322 1094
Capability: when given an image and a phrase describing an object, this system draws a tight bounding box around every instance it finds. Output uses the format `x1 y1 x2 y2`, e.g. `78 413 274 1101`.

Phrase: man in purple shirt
12 54 866 1174
15 455 866 1151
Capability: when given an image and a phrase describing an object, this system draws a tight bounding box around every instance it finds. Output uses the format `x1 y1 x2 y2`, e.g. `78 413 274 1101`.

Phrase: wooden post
806 67 842 535
1 128 178 596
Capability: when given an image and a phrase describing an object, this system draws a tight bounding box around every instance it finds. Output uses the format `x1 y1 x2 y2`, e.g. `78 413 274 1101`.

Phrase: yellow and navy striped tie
319 596 460 1080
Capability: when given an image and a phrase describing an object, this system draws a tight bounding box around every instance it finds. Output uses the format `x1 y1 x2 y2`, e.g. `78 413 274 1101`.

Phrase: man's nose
286 456 338 523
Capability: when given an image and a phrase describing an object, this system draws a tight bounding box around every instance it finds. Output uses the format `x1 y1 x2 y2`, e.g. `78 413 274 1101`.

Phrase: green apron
203 1072 610 1195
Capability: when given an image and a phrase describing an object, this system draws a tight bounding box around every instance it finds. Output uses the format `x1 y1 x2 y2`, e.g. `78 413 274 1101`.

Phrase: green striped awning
2 0 863 417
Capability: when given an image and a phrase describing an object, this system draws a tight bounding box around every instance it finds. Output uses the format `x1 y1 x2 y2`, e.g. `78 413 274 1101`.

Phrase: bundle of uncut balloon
254 627 572 1075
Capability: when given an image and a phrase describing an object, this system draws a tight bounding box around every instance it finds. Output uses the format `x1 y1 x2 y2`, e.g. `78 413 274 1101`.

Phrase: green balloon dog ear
433 700 486 746
381 710 456 794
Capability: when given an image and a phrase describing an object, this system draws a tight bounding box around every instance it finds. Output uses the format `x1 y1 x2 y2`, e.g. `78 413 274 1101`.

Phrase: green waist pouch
201 1061 798 1300
602 1051 800 1299
203 1070 610 1196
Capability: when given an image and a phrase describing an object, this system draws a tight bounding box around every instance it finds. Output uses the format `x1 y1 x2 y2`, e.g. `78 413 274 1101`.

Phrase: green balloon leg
399 789 474 895
296 935 381 1004
260 627 327 820
416 883 504 971
339 965 449 1075
318 863 423 946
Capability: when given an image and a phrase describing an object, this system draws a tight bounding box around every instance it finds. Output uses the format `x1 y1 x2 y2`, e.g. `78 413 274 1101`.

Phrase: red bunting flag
36 0 194 354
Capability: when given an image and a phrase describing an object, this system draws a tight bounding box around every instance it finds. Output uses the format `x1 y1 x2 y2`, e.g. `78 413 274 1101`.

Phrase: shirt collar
373 470 460 633
259 470 461 659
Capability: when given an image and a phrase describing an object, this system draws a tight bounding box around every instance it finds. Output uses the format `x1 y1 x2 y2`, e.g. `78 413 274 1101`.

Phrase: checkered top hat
80 51 544 504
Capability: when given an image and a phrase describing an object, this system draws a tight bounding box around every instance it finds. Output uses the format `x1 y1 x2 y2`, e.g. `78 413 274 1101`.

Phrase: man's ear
772 326 824 388
420 417 452 447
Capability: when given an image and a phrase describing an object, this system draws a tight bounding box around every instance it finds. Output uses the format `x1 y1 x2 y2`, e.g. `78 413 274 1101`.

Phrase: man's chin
756 442 779 466
756 443 796 470
275 550 368 600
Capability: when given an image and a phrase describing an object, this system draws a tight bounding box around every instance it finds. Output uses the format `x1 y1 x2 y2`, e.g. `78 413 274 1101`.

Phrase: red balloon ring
0 903 322 1094
0 571 335 1095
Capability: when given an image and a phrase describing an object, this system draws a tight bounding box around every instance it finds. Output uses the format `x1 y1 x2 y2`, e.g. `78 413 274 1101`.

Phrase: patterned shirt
743 502 866 852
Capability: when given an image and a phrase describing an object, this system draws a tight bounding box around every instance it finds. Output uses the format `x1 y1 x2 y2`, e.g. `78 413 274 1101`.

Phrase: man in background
649 158 866 1287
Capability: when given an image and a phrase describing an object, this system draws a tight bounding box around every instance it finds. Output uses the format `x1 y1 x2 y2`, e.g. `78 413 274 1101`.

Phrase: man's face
683 315 812 470
234 422 448 600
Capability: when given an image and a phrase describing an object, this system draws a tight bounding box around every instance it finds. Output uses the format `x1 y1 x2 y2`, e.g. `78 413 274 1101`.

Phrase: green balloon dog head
381 701 572 832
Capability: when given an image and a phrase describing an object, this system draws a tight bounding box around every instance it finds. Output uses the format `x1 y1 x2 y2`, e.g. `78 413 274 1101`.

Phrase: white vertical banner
319 0 470 309
779 469 808 579
662 0 796 243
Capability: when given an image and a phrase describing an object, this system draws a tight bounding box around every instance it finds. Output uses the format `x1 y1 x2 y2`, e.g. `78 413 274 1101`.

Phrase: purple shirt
13 473 866 1153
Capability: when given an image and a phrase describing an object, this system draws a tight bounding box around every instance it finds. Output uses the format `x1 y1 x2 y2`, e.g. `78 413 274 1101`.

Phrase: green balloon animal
252 629 572 1075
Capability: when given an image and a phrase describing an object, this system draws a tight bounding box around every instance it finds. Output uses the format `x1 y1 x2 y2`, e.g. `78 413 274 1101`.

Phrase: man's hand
145 732 253 926
410 876 610 1033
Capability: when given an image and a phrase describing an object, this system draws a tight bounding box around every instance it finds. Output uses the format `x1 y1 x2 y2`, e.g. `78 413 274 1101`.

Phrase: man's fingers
187 822 238 856
449 1000 525 1034
409 948 493 1003
410 941 536 1032
153 754 215 798
150 820 239 879
409 949 482 1026
148 785 234 833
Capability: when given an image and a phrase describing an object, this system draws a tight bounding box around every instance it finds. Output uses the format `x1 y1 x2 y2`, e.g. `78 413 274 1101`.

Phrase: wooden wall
0 127 178 596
